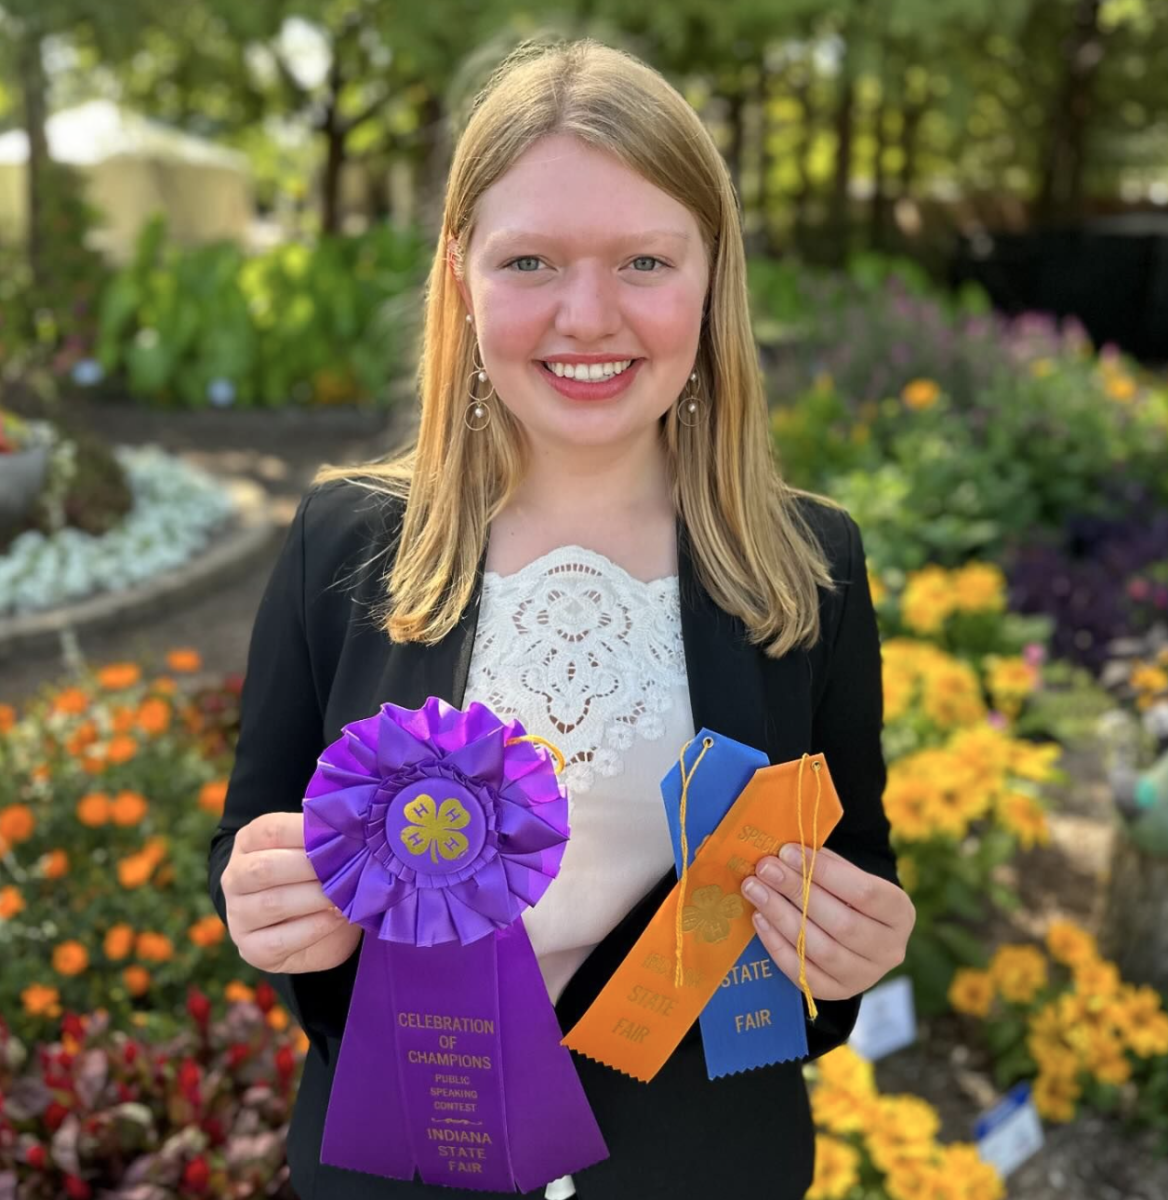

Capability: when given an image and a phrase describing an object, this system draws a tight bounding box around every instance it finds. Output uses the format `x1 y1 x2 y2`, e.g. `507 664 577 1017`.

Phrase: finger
741 876 871 982
236 811 305 854
230 880 344 936
754 856 884 959
242 910 351 974
750 912 848 1001
228 847 319 895
774 845 900 926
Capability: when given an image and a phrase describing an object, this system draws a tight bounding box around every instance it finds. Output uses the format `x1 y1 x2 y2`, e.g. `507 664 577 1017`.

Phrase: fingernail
753 912 771 933
759 860 785 887
780 845 803 868
742 878 767 905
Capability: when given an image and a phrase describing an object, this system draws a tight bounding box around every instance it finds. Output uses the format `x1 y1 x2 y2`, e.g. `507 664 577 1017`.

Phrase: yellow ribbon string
795 754 823 1021
504 734 566 776
674 735 715 987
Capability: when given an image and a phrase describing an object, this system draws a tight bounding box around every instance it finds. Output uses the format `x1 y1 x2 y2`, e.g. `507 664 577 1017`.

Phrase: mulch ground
3 395 1166 1197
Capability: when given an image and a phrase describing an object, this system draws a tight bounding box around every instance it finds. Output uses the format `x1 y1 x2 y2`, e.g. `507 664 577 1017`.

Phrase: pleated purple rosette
303 696 608 1192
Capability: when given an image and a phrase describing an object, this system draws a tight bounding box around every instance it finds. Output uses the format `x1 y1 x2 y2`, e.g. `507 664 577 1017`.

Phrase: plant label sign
847 976 917 1061
974 1081 1045 1177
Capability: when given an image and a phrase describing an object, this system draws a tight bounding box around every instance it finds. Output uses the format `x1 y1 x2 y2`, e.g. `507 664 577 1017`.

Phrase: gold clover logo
400 794 472 863
682 884 745 944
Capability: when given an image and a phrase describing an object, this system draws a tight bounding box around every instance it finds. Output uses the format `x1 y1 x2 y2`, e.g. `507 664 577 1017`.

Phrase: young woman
209 36 914 1200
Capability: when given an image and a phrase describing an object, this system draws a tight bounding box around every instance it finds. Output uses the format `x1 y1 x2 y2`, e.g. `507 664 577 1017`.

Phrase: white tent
0 100 254 263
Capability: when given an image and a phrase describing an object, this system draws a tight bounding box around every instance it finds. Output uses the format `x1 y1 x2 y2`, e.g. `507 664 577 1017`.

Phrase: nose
552 260 623 345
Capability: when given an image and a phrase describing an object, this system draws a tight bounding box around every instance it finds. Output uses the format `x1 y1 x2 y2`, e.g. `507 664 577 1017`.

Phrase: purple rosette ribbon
303 696 608 1192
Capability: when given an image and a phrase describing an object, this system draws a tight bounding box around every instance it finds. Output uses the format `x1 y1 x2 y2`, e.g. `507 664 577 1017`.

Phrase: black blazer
208 479 897 1200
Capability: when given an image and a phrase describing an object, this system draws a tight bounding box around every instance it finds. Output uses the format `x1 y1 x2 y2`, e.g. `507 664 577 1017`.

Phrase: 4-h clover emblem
400 793 472 863
681 884 745 944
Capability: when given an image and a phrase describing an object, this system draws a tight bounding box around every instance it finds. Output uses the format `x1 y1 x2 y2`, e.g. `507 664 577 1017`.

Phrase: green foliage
94 216 429 407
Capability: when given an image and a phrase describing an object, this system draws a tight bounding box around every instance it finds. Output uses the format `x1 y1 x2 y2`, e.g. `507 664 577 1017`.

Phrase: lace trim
468 544 688 794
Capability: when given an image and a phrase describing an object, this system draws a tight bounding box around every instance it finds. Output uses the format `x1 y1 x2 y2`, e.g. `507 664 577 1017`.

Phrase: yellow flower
1130 663 1168 694
1072 958 1122 1000
97 662 142 690
166 648 203 672
988 945 1048 1004
0 885 26 920
995 790 1050 849
921 661 987 729
53 940 90 976
807 1134 861 1200
937 1143 1006 1199
949 968 996 1018
1008 741 1062 783
868 568 887 607
902 378 941 410
1082 1028 1132 1085
1104 374 1137 402
951 563 1007 612
1044 919 1098 969
1032 1070 1081 1122
1117 985 1168 1058
896 854 918 893
815 1046 877 1098
811 1085 873 1135
22 983 62 1018
1030 358 1056 378
900 566 956 635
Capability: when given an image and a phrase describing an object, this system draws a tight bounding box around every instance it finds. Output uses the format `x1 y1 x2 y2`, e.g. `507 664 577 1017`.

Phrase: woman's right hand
222 812 361 975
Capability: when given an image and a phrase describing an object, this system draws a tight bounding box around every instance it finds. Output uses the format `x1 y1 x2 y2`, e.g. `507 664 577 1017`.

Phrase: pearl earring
678 370 705 427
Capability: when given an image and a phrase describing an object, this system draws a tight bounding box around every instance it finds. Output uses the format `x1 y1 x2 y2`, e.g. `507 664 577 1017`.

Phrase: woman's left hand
740 844 916 1001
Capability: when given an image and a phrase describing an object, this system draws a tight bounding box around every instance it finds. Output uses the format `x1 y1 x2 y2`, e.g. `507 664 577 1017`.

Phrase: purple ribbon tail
320 932 415 1180
497 922 609 1190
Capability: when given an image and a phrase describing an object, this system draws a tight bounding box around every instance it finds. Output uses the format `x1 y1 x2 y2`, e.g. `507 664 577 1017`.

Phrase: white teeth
546 360 633 380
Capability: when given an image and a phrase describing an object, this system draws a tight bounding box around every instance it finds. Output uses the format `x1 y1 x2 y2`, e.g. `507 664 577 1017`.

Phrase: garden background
2 2 1168 1198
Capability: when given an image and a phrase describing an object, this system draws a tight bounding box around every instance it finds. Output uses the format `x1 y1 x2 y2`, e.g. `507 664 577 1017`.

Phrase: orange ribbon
561 753 843 1082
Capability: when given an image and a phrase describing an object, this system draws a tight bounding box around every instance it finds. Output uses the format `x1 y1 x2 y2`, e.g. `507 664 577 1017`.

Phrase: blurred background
3 5 1168 1199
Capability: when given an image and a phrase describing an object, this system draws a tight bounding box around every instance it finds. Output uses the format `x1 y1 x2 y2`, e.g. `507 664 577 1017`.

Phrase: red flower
117 1081 136 1103
186 988 212 1026
275 1045 296 1079
63 1176 92 1200
201 1115 226 1147
226 1043 249 1069
253 981 276 1013
122 1040 140 1066
177 1057 202 1104
182 1155 211 1192
44 1100 71 1131
61 1012 86 1041
26 1142 46 1169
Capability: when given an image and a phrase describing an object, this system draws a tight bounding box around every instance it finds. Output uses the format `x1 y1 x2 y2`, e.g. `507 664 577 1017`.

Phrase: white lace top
462 544 695 1005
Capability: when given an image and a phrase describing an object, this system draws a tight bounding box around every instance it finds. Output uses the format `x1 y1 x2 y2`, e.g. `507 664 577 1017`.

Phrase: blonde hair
315 35 843 657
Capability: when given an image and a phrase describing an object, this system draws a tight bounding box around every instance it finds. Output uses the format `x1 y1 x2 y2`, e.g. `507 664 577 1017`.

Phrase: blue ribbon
659 727 809 1079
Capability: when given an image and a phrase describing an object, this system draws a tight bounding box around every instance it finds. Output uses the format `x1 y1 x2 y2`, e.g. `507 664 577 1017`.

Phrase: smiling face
451 133 710 454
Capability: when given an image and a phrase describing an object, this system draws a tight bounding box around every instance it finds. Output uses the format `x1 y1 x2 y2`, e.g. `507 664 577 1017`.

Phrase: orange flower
0 804 36 844
104 923 135 960
0 704 15 733
117 853 156 890
135 932 174 962
110 791 148 827
293 1029 310 1056
225 980 255 1004
30 763 52 784
106 735 138 765
79 752 106 775
97 663 141 690
76 792 111 827
136 697 172 736
111 705 136 734
189 915 226 948
151 676 178 695
65 720 99 757
0 885 25 920
166 649 203 673
123 966 151 997
901 378 941 410
267 1006 290 1031
143 836 168 862
22 983 62 1017
51 688 89 716
198 780 228 815
42 849 69 880
53 940 89 976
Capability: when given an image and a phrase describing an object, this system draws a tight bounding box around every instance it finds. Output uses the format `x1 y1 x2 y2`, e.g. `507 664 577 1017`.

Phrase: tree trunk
1100 830 1168 995
1035 0 1105 226
18 28 48 290
321 120 346 236
723 86 747 206
869 76 890 251
827 45 856 266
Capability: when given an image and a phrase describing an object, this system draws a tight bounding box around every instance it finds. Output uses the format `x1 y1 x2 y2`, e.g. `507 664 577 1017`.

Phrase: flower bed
0 446 234 617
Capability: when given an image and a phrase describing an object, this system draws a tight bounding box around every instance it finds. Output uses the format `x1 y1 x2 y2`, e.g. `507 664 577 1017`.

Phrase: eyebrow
482 228 690 253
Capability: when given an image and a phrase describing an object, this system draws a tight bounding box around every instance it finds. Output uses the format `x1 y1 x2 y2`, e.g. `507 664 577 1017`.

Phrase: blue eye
630 256 667 272
506 256 542 272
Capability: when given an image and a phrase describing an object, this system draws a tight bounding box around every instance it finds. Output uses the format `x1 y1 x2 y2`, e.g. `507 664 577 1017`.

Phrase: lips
533 357 646 402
